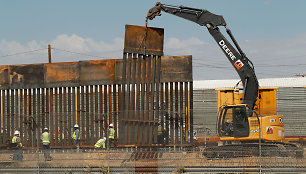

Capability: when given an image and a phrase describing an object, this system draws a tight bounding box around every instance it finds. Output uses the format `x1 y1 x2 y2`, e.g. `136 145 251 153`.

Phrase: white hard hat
44 127 48 131
226 120 230 123
109 123 113 127
14 130 20 135
74 124 79 128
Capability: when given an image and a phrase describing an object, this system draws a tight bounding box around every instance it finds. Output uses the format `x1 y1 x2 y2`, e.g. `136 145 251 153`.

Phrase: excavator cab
218 105 250 137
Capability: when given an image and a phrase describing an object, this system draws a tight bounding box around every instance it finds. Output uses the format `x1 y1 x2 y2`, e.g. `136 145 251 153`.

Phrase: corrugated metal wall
277 87 306 136
193 89 218 136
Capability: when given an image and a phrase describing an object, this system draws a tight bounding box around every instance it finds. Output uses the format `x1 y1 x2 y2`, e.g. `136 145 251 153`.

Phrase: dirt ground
0 149 305 169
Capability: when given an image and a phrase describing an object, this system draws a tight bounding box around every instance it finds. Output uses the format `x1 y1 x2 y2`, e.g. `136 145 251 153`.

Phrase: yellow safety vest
58 133 64 141
41 132 50 144
12 136 22 148
109 128 115 139
72 130 80 140
157 125 163 135
94 139 105 149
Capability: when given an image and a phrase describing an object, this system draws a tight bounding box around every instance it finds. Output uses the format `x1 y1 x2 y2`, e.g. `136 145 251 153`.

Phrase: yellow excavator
147 2 303 158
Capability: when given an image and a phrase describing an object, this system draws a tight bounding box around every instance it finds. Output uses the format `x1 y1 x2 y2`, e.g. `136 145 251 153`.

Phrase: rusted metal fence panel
118 25 193 146
10 64 44 89
0 25 192 148
0 65 9 90
45 62 79 88
123 25 164 56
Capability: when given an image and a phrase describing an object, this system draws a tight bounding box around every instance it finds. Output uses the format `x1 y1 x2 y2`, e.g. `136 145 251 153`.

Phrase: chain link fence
0 140 305 173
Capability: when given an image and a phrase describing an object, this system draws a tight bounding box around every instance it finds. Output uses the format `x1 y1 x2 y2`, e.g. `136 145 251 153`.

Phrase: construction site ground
0 148 305 169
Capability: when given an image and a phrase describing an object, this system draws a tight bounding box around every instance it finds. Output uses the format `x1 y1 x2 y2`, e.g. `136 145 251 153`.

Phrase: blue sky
1 0 306 80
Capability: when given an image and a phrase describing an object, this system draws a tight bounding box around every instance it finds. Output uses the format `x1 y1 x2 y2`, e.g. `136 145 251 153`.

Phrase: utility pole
48 44 52 63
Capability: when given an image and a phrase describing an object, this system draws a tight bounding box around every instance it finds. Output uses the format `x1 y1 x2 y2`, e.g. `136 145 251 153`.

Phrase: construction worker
41 128 51 161
224 120 233 136
157 123 164 145
12 130 23 160
223 120 233 145
108 123 115 147
72 124 80 152
94 137 106 149
58 129 65 144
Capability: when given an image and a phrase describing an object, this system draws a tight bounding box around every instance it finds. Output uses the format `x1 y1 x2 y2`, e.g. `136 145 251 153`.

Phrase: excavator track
203 142 303 159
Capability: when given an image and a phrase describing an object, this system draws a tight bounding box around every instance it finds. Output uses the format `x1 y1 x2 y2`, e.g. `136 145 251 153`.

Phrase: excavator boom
146 2 258 111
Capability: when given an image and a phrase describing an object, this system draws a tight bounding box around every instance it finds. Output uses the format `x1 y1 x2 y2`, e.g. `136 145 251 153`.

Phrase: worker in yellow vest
108 124 115 147
72 124 80 152
94 137 106 149
41 128 51 161
12 130 23 160
58 129 65 144
157 123 166 145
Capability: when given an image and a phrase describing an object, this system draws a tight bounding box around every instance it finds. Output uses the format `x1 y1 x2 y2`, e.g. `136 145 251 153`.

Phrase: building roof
194 77 306 90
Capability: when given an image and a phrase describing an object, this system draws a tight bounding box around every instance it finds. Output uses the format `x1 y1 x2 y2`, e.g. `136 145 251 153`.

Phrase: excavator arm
147 2 259 112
